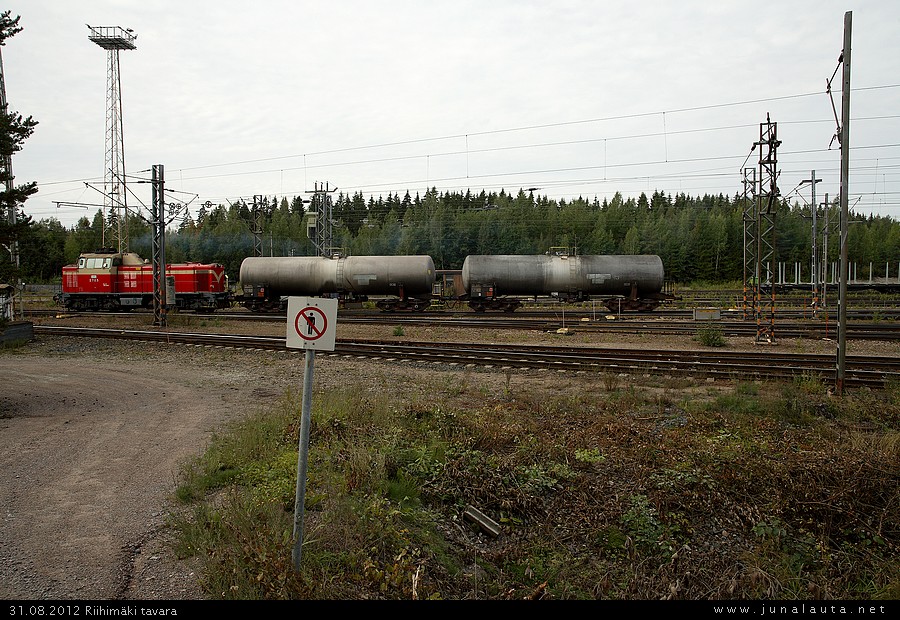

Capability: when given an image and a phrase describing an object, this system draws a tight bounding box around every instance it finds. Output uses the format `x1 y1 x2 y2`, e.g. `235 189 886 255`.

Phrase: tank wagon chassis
237 285 431 313
463 286 671 313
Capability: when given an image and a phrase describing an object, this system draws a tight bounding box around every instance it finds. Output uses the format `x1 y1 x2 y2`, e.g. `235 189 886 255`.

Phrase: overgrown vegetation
170 371 900 600
695 322 727 347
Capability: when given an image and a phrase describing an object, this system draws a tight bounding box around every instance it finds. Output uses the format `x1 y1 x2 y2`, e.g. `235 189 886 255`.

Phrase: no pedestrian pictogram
286 297 338 351
296 306 327 341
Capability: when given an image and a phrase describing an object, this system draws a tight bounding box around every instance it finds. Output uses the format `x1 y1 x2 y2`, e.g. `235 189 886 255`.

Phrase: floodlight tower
87 24 136 253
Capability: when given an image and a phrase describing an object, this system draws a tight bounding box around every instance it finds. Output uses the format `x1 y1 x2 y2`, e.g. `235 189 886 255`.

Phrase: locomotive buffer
285 296 338 570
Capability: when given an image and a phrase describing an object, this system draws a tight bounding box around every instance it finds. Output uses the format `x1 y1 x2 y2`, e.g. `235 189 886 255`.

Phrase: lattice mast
753 114 781 344
741 167 757 320
306 182 339 258
87 25 136 253
150 164 167 327
251 195 264 257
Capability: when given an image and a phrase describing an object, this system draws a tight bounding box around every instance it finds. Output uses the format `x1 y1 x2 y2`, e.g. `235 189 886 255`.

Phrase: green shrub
695 322 726 347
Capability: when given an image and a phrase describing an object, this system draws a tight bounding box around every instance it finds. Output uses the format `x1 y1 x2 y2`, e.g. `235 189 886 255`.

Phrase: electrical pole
754 114 780 344
306 182 338 258
251 195 263 257
741 167 757 321
800 171 822 316
151 164 167 327
836 11 852 396
822 193 829 310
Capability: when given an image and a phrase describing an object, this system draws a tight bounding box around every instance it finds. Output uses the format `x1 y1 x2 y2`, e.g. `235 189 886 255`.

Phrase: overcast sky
3 0 899 229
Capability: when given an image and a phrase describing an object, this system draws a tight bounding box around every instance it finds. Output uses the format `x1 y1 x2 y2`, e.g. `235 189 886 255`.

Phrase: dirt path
0 339 282 600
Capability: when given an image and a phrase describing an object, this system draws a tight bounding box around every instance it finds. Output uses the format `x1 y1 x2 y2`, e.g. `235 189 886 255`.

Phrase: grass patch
169 370 900 600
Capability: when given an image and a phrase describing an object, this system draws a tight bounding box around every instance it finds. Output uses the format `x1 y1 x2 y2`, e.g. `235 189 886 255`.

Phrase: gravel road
0 336 314 601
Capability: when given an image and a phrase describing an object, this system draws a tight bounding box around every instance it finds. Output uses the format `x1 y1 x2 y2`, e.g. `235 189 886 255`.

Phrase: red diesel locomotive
57 249 230 312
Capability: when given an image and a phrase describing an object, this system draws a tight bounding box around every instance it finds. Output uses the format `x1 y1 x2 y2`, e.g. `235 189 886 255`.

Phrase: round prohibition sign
294 306 328 341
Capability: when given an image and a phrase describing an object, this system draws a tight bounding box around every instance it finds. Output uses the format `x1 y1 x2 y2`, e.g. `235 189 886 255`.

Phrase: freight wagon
460 253 671 312
238 254 436 312
237 251 673 313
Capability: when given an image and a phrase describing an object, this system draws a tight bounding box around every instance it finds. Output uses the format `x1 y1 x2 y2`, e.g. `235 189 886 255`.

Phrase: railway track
24 308 900 340
336 315 900 340
31 325 900 390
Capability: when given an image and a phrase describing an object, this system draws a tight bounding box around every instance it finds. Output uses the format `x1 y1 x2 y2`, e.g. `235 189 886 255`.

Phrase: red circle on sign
294 306 328 341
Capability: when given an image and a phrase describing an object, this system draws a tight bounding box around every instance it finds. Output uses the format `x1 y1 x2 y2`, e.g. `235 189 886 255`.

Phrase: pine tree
0 11 38 285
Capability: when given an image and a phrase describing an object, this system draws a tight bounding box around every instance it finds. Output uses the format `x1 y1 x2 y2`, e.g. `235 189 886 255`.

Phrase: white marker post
285 296 338 570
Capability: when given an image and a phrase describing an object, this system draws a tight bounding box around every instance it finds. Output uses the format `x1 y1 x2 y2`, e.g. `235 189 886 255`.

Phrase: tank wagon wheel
604 299 625 313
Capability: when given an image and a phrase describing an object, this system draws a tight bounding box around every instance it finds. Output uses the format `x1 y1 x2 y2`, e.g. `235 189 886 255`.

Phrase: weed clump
695 322 727 347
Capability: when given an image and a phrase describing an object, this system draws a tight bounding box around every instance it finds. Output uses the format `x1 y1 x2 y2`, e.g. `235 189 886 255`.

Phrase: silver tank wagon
461 254 666 311
239 255 436 312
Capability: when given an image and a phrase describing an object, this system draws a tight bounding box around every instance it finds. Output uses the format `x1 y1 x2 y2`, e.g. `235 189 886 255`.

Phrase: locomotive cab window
82 257 112 269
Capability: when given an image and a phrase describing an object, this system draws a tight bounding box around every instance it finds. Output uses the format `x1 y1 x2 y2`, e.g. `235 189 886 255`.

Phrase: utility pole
306 182 338 258
799 170 822 316
741 167 757 321
251 195 264 257
836 11 852 396
821 192 829 310
754 114 781 344
151 164 167 327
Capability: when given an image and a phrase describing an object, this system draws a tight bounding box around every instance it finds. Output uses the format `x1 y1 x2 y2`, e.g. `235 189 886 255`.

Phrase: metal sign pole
292 348 315 570
285 295 337 571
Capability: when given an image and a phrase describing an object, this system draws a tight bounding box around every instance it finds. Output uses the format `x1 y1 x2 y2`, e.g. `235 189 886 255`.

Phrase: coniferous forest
7 187 900 288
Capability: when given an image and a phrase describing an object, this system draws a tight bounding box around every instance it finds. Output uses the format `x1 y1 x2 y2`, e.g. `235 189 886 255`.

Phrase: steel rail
31 325 899 389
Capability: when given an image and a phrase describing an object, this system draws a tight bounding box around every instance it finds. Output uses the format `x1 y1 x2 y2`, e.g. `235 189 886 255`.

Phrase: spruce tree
0 11 38 285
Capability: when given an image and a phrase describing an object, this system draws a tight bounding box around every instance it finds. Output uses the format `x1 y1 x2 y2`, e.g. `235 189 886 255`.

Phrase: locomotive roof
79 251 148 265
